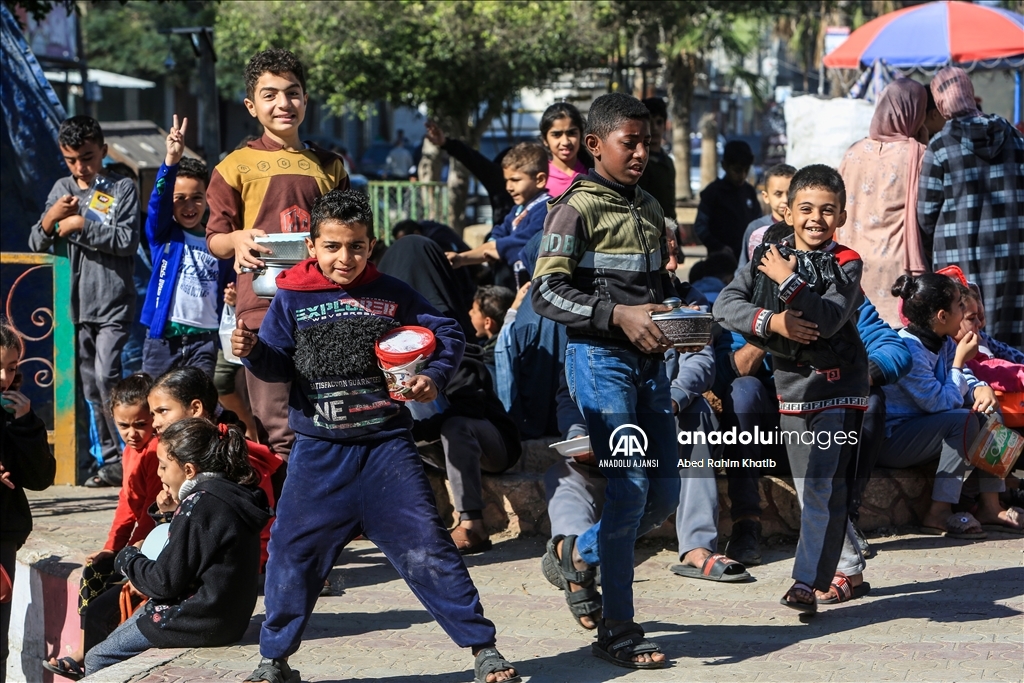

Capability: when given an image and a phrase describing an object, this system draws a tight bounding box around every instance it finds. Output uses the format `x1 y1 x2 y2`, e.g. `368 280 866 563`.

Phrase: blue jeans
83 610 152 674
565 341 680 622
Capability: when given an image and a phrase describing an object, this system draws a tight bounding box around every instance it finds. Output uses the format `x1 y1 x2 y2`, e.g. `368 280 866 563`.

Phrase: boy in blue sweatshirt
449 142 550 286
232 190 520 683
141 116 231 379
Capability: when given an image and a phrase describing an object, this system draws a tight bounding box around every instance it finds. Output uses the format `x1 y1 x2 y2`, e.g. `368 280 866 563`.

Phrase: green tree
614 1 782 201
80 0 216 87
215 0 611 227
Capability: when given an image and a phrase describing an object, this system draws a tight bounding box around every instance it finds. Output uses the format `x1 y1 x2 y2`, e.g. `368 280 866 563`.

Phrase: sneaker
725 519 762 566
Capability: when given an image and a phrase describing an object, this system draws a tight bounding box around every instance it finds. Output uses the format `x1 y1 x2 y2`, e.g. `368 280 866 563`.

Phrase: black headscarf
377 235 475 339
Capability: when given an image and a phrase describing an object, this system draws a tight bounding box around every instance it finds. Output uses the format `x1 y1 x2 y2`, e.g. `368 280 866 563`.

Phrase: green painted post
51 241 77 485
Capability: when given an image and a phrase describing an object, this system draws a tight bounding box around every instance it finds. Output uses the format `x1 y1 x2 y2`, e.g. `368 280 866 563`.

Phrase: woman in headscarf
377 235 475 340
838 78 930 327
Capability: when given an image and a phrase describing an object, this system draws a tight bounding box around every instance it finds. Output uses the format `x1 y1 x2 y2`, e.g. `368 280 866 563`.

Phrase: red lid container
375 326 437 368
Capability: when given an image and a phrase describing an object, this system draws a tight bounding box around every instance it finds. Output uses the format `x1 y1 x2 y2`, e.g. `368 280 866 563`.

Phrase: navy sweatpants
260 433 496 659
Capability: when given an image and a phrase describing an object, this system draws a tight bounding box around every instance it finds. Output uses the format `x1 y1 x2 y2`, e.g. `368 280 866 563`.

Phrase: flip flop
41 656 85 681
780 581 817 615
920 512 987 539
981 506 1024 534
671 553 751 582
818 572 870 604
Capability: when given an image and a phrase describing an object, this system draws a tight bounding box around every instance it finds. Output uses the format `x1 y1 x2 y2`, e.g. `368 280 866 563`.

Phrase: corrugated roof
43 68 155 89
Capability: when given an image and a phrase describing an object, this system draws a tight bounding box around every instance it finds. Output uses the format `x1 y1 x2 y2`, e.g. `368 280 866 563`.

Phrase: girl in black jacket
83 418 271 675
1 320 56 678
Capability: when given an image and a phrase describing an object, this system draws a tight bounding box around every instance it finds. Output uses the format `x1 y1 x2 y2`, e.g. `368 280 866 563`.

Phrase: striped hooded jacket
530 171 673 348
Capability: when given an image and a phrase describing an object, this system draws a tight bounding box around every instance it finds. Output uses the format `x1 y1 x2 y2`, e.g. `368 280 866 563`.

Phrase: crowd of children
4 46 1022 681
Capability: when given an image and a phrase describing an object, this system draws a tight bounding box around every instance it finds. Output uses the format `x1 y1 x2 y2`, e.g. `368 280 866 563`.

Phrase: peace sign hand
165 115 189 166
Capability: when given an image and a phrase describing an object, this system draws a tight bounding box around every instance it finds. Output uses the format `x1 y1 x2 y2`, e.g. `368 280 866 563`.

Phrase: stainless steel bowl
247 233 311 299
651 299 714 347
250 265 291 299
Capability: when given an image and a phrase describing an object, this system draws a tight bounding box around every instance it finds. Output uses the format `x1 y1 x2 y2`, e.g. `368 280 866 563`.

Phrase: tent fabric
824 1 1024 70
1 3 68 252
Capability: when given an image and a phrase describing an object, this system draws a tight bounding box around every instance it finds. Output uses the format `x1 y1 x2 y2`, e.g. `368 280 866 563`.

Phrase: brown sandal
451 526 492 555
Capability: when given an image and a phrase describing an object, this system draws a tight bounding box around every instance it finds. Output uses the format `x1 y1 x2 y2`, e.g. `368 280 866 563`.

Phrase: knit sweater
205 135 349 329
531 170 672 348
882 329 988 436
115 477 271 648
243 260 465 443
714 241 869 414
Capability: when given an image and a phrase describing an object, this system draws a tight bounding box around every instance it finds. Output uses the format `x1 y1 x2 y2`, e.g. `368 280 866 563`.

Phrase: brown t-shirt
206 135 349 328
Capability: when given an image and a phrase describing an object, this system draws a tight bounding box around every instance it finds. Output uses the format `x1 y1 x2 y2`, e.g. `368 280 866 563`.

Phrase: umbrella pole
1015 70 1021 124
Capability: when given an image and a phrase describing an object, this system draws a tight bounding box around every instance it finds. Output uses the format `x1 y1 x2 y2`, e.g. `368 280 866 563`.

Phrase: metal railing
1 245 77 485
367 181 450 244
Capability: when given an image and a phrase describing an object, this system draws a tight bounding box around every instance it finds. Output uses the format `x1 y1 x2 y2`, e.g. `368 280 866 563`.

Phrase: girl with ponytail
876 273 1022 537
83 418 271 675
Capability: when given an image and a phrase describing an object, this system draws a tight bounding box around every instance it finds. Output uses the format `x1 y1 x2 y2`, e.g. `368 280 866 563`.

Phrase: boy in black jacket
233 190 520 683
1 322 56 677
714 165 869 615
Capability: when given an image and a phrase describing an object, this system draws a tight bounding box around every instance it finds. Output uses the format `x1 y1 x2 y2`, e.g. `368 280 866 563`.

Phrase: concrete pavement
11 486 1024 683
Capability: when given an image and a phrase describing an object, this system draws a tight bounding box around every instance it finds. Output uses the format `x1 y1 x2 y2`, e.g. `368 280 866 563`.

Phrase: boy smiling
233 190 520 683
715 164 870 615
206 48 349 461
532 93 677 669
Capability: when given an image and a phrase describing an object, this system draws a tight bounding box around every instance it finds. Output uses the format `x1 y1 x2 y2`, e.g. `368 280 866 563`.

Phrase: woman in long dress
838 79 930 327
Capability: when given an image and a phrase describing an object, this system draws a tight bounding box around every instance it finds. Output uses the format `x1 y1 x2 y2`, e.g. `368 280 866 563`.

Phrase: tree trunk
417 136 444 182
445 106 497 232
666 51 699 202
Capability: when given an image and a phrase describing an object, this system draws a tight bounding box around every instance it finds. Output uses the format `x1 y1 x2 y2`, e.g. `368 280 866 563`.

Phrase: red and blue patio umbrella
823 1 1024 70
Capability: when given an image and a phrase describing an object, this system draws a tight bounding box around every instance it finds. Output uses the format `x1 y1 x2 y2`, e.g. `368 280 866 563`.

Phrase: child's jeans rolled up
565 340 680 622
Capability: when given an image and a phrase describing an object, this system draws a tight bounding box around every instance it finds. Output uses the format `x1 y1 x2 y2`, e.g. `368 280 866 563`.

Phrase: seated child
960 286 1024 393
414 343 522 555
147 367 283 569
83 419 271 675
737 163 796 272
469 285 515 382
715 164 869 614
232 189 520 683
140 116 230 380
880 274 1020 533
44 374 161 680
448 142 550 285
2 321 56 677
687 251 737 304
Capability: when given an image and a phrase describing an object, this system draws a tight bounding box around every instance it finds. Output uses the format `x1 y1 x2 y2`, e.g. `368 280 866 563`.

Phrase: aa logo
609 424 648 458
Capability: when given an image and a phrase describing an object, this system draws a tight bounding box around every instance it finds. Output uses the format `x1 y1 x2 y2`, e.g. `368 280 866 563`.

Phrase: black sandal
41 657 85 681
591 621 668 670
541 534 602 629
473 647 522 683
244 657 300 683
780 581 817 615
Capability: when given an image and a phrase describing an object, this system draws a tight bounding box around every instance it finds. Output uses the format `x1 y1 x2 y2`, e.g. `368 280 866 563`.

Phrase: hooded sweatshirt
0 408 55 547
115 477 271 648
918 114 1024 347
243 260 465 443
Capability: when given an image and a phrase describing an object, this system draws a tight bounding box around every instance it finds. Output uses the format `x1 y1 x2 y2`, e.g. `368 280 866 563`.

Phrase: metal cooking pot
244 233 311 299
650 297 715 347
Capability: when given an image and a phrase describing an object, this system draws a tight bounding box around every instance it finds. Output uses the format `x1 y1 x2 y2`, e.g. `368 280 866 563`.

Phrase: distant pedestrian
694 140 762 258
918 66 1024 348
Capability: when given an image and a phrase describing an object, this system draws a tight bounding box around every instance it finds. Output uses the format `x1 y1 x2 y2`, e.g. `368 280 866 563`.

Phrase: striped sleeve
530 203 614 331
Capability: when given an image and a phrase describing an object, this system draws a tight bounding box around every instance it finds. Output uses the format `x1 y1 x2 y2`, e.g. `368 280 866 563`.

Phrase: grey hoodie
28 173 140 324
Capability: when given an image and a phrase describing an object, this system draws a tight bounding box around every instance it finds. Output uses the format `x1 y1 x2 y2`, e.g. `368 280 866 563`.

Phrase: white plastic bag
220 304 243 365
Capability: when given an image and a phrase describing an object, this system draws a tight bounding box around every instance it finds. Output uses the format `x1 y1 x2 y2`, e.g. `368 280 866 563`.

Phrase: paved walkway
21 487 1024 683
